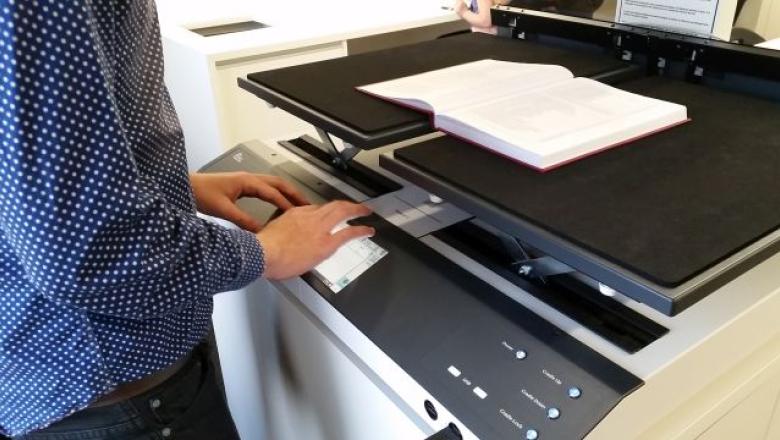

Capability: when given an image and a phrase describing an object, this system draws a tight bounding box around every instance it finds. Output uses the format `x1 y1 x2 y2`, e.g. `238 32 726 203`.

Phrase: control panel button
424 400 438 421
568 387 582 399
526 428 539 440
447 365 461 378
547 407 560 420
515 350 527 360
473 387 488 400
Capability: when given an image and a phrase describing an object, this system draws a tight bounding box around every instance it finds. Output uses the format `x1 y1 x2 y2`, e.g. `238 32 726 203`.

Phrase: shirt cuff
223 228 265 291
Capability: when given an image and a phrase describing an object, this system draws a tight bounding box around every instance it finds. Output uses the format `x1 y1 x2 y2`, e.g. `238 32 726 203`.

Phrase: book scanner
218 8 780 440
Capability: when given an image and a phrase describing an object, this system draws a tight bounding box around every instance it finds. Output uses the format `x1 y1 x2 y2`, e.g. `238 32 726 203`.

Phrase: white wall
736 0 780 39
766 0 780 39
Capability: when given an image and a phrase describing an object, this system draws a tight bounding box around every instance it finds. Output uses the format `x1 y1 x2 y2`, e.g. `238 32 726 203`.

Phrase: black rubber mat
394 77 780 287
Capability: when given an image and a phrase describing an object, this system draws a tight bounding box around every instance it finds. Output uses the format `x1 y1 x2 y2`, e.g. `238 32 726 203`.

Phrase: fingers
259 175 310 206
330 225 376 249
241 174 310 210
219 202 262 233
319 201 372 228
241 177 295 211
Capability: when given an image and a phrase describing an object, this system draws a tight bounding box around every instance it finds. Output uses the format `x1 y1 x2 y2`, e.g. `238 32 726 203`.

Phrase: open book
358 60 688 171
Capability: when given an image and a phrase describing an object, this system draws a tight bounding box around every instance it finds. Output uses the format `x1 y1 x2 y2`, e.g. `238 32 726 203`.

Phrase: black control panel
202 145 643 440
421 319 637 439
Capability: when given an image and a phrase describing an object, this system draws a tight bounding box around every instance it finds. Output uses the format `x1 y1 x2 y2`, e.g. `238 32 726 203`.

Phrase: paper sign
616 0 738 40
313 236 388 293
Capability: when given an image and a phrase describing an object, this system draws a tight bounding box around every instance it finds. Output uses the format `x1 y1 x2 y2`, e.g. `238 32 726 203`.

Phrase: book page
358 60 573 113
439 78 686 168
616 0 738 40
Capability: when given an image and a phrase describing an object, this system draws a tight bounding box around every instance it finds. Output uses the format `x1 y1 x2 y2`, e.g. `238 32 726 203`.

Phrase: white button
547 407 560 420
515 350 527 360
568 387 582 399
161 427 172 437
473 387 488 399
599 283 617 296
526 428 539 440
150 398 161 409
447 365 462 378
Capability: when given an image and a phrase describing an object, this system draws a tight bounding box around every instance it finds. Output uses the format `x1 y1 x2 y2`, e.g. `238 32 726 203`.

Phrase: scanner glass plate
313 236 388 293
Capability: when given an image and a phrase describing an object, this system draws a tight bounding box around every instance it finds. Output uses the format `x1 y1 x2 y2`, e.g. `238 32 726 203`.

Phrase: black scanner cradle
214 10 780 440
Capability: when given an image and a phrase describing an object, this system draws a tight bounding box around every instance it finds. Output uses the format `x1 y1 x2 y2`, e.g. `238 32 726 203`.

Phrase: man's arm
0 1 370 320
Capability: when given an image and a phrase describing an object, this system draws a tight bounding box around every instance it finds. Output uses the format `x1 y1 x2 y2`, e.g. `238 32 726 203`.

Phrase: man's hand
190 172 309 232
258 201 375 280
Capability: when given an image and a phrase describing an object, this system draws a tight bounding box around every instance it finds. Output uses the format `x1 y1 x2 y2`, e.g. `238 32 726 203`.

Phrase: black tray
240 32 634 148
382 76 780 315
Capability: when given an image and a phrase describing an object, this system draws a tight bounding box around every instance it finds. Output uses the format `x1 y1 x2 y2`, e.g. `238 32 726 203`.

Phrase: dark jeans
15 343 240 440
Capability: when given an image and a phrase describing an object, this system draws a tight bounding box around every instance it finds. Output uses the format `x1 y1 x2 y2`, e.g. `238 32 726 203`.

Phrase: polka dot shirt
0 1 264 436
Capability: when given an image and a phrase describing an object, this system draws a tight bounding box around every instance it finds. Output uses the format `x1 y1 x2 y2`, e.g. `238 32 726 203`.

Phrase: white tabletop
156 0 459 61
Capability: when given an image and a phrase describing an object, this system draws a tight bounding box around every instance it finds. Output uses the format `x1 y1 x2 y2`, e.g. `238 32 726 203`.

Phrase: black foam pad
248 33 628 135
395 77 780 287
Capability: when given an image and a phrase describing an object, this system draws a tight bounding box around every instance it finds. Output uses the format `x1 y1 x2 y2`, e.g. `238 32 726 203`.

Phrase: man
0 1 373 438
455 0 513 34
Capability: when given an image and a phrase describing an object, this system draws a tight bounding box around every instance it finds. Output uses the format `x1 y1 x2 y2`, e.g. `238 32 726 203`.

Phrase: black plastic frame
491 7 780 83
432 220 669 353
278 136 402 197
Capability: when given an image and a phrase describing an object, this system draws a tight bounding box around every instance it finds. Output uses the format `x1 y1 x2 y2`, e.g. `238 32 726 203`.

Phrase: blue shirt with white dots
0 1 265 435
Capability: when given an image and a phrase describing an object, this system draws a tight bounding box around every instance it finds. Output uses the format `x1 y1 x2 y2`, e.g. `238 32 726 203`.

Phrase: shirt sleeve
0 2 265 320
